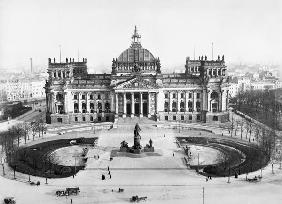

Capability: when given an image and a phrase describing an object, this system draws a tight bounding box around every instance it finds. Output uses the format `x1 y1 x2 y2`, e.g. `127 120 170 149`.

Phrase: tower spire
132 25 141 43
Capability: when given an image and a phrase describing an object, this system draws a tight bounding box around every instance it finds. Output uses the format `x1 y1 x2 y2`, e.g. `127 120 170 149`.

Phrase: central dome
117 47 155 62
111 26 161 75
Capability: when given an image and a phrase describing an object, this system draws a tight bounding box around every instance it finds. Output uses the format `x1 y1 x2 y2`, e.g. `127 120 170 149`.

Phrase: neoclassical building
45 27 229 124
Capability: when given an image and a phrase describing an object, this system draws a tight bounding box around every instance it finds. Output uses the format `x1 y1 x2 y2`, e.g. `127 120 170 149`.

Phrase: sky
0 0 281 73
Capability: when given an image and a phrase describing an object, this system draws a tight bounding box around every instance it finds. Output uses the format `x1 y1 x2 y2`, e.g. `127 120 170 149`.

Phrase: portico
114 91 157 118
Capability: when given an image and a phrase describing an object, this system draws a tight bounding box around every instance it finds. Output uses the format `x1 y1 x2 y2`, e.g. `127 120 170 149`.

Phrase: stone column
115 93 118 116
64 92 68 113
86 92 90 113
131 92 135 117
79 92 82 113
169 91 172 112
185 91 188 112
123 93 126 118
140 92 143 117
177 91 180 112
202 89 207 112
219 91 222 112
193 91 197 112
148 92 151 118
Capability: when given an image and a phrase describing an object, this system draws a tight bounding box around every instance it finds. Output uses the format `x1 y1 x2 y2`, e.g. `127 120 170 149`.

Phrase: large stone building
45 27 229 124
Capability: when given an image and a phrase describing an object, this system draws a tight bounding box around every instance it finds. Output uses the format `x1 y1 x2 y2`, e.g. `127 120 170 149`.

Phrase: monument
120 123 154 154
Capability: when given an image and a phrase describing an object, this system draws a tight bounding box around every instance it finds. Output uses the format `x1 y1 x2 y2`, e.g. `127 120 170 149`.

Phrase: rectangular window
165 93 168 98
106 116 109 121
197 93 200 99
82 116 86 121
173 116 176 120
181 93 184 98
165 116 168 121
82 95 86 100
90 95 93 100
189 115 192 120
189 93 192 98
98 116 101 121
197 115 201 121
74 95 78 100
90 116 94 121
173 93 176 98
213 116 218 121
181 115 184 120
75 117 78 122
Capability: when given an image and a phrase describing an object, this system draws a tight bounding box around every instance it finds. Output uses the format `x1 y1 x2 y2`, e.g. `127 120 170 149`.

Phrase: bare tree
22 122 31 144
239 119 244 140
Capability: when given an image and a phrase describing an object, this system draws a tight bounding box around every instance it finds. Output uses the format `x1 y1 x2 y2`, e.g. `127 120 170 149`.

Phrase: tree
22 122 31 144
239 119 245 140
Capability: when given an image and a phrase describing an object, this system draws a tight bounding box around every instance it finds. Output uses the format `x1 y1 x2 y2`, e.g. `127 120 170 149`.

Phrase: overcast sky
0 0 281 72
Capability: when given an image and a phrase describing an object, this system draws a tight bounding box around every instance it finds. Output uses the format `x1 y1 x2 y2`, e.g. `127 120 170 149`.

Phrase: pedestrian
173 153 174 157
108 170 111 175
108 166 110 171
98 155 100 159
110 174 111 179
71 199 72 204
72 175 74 179
206 177 208 182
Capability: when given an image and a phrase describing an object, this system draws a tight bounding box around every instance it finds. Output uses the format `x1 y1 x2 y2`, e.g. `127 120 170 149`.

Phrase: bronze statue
133 123 142 149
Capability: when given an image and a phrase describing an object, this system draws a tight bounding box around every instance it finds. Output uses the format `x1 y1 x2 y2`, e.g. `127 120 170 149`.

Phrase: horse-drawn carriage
130 195 147 202
3 197 16 204
56 187 80 196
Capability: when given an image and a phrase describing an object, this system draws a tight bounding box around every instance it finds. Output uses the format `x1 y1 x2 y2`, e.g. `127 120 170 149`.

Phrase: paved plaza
1 119 282 204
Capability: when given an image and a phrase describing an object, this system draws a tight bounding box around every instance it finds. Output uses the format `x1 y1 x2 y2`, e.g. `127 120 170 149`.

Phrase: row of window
73 93 109 100
57 116 110 123
164 115 201 121
164 92 201 99
73 102 111 113
53 71 70 79
164 101 201 112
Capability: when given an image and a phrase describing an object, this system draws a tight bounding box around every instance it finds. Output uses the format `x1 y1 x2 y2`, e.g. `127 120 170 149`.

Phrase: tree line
230 89 282 130
0 119 47 163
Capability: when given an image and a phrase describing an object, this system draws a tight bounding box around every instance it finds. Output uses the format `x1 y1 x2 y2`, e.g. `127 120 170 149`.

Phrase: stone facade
45 27 229 124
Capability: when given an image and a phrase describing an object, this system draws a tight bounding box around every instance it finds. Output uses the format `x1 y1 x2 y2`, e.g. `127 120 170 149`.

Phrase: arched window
164 101 169 112
90 103 94 113
74 103 79 113
105 102 110 113
188 101 193 112
180 101 185 112
211 91 219 100
56 93 64 101
172 101 177 112
196 101 201 112
97 102 102 113
82 103 87 113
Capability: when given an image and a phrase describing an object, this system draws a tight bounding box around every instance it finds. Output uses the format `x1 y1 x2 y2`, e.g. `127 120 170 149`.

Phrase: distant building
0 78 45 102
45 27 230 124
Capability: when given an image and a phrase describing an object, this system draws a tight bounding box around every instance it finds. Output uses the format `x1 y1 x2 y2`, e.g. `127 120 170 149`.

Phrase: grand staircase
113 116 157 129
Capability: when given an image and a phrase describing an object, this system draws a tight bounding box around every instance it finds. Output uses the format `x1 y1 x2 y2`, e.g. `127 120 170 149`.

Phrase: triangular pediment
114 77 159 90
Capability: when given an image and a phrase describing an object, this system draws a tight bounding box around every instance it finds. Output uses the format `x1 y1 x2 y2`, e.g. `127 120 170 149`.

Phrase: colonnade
115 92 155 117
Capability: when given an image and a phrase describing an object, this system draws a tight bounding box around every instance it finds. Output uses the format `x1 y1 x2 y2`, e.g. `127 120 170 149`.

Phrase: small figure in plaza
149 139 153 148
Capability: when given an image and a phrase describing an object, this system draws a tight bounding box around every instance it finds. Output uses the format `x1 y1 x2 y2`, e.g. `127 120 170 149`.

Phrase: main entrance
126 103 131 115
135 103 140 115
115 91 156 118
